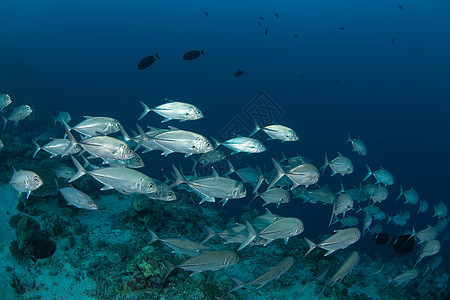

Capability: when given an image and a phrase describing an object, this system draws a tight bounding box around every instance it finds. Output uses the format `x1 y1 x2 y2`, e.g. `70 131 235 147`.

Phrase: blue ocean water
1 0 450 298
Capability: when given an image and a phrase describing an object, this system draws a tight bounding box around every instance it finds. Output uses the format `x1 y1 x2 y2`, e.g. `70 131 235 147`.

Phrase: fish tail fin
383 277 393 289
267 158 285 189
138 100 152 121
321 153 329 173
162 260 176 282
229 278 246 293
170 164 186 188
155 52 161 59
32 139 41 158
2 115 7 130
395 185 404 201
318 281 330 300
328 200 337 227
190 157 198 173
210 136 221 149
69 156 86 183
346 131 352 144
363 164 372 181
200 49 206 55
62 122 77 157
201 226 215 245
249 117 261 137
249 192 259 205
279 150 288 163
303 237 317 258
238 220 257 251
252 165 264 194
407 226 416 241
119 124 131 142
134 123 147 151
146 227 159 244
224 159 235 176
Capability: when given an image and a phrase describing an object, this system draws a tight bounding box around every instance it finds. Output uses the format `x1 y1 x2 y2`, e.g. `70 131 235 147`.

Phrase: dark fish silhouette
257 21 262 27
265 28 268 35
392 38 396 43
339 27 346 30
234 69 244 77
33 238 57 259
138 53 161 70
274 11 279 18
203 11 209 17
258 16 265 20
393 235 414 255
374 233 391 245
336 80 340 84
397 4 404 10
183 49 205 60
300 75 304 80
293 34 300 38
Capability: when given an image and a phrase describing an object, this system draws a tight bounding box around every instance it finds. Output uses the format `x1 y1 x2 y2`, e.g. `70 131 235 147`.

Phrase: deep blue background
1 0 450 260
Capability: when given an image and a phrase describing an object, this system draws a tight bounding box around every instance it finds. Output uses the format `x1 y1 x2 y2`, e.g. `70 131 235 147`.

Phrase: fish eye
206 142 210 147
33 176 38 181
148 183 154 188
168 192 173 196
136 158 141 162
88 201 93 205
155 192 160 196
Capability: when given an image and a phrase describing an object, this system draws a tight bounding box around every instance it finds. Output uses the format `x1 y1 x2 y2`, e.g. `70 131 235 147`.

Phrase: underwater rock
33 237 56 259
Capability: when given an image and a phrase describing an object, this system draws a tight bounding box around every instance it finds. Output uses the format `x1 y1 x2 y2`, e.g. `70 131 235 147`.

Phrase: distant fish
396 186 419 205
252 187 291 208
147 228 211 257
265 28 268 35
274 11 279 18
363 164 394 186
346 132 367 156
139 99 203 122
212 136 266 155
183 49 205 60
138 52 161 70
258 16 265 20
321 153 353 176
397 4 404 10
203 11 209 17
304 228 361 257
9 167 43 198
268 158 319 189
293 34 300 38
59 186 98 210
0 138 4 150
0 94 12 111
52 163 75 180
32 138 81 158
250 118 299 142
392 38 396 43
234 68 244 77
54 111 71 126
2 105 33 130
384 269 418 288
415 240 441 268
433 201 447 218
339 27 346 30
257 21 262 27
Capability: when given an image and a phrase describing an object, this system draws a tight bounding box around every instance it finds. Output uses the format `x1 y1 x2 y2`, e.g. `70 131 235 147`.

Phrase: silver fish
346 132 366 155
147 228 211 257
32 139 82 158
329 193 354 226
319 251 359 298
147 179 176 201
214 136 266 155
417 199 428 215
371 185 388 204
334 216 359 227
304 227 361 257
0 138 4 150
385 269 418 287
171 165 246 205
249 208 282 231
145 126 213 157
133 125 170 153
322 153 353 176
363 213 372 236
396 186 419 205
293 185 336 205
138 100 203 122
2 105 32 129
411 226 438 244
54 111 71 126
363 164 394 186
192 149 226 170
68 116 121 137
269 158 319 189
9 167 43 198
102 155 145 169
59 186 98 210
164 250 238 279
415 239 441 268
225 160 263 189
76 135 136 161
52 163 75 179
230 256 294 292
70 156 157 195
0 94 12 111
433 201 447 218
250 118 299 142
252 188 290 207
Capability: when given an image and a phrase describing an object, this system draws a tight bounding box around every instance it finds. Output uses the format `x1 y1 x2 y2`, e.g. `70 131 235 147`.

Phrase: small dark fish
203 11 209 17
293 34 300 38
257 21 262 27
392 234 414 255
274 11 279 18
138 52 161 70
234 69 244 77
183 49 205 60
300 75 304 80
336 79 340 84
374 233 391 245
339 27 346 30
33 237 57 259
265 28 268 35
392 38 396 43
397 4 404 10
258 16 265 20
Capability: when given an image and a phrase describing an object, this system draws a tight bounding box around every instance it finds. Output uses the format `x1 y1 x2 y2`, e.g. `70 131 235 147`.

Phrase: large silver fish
396 186 419 205
59 186 98 210
250 118 299 142
138 100 203 122
142 126 213 157
0 94 12 111
164 250 239 280
384 269 418 287
293 185 336 205
171 165 246 205
147 179 176 201
411 226 438 244
268 158 319 189
433 201 447 218
363 164 394 186
147 228 211 257
322 153 353 176
2 105 33 129
415 239 441 268
70 156 157 195
213 136 265 155
304 227 361 257
75 135 136 161
252 187 290 208
67 116 121 137
54 111 71 126
32 139 82 158
230 256 294 292
9 167 43 198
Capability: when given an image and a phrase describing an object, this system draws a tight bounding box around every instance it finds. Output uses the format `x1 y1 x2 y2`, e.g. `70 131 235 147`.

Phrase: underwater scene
1 0 450 299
